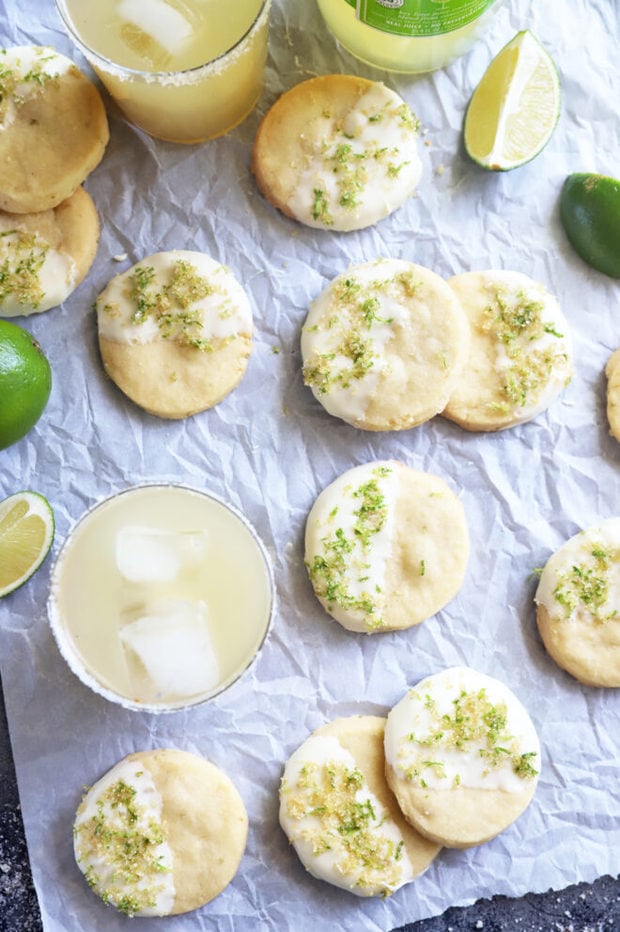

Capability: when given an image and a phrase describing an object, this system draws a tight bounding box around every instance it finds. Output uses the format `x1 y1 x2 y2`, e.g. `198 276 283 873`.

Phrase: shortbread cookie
252 75 422 232
0 186 99 317
301 258 470 431
96 250 253 419
384 667 541 849
74 748 248 917
605 350 620 442
305 460 469 633
279 715 440 897
0 46 109 213
535 519 620 687
443 270 573 431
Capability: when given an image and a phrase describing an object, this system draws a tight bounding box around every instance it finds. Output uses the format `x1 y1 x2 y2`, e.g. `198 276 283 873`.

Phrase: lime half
464 30 561 171
0 491 55 597
560 173 620 279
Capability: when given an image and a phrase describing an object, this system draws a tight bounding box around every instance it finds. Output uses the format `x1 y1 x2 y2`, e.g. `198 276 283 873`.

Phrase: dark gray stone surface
0 674 617 931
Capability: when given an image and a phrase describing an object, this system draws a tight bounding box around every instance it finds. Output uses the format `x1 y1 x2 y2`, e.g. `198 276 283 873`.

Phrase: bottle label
344 0 496 37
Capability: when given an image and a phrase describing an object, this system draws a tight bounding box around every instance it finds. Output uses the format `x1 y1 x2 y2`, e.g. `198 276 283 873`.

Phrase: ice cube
116 526 208 583
117 0 193 58
119 599 220 698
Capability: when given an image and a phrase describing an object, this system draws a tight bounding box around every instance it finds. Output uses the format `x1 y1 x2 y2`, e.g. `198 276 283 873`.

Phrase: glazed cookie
305 460 469 634
535 519 620 687
443 270 573 431
96 250 253 419
0 46 109 213
252 75 422 232
73 748 248 917
384 667 541 848
301 258 470 431
279 715 440 897
0 186 99 317
605 349 620 442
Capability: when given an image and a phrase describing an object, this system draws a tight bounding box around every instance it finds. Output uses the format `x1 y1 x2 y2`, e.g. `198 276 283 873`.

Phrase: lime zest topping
401 687 538 784
552 544 617 624
283 757 405 892
0 231 49 309
303 269 420 397
307 466 391 630
123 259 218 350
307 96 419 225
75 776 171 917
482 288 568 409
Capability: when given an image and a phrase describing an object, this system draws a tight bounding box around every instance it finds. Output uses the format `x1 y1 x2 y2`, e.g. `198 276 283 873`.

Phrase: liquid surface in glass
61 0 264 72
50 486 273 708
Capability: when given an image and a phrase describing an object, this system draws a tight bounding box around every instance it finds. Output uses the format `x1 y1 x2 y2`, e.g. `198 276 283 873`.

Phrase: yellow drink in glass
316 0 502 73
48 485 274 712
55 0 271 143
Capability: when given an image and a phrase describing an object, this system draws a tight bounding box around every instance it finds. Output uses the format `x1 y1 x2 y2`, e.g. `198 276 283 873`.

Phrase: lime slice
560 172 620 279
464 30 561 171
0 491 55 597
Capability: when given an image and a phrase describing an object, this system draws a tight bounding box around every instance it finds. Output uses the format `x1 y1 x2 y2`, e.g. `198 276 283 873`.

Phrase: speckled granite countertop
1 680 617 931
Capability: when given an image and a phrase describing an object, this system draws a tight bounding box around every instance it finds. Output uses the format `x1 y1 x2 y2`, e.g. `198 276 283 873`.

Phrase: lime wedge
464 30 561 171
560 173 620 279
0 491 55 597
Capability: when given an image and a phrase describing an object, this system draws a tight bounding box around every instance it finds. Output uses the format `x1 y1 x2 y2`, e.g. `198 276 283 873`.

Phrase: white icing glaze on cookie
0 228 77 315
302 257 465 429
279 733 415 896
305 461 398 632
74 758 175 917
535 518 620 625
0 47 74 131
96 250 252 347
447 270 572 428
287 83 421 232
385 667 541 793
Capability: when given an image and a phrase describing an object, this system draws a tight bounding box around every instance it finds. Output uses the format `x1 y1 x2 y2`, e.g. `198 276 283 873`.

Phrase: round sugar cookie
305 460 469 634
442 270 573 431
0 186 99 317
605 349 620 442
96 250 253 419
279 715 441 897
384 667 541 849
535 519 620 687
301 258 470 431
0 46 109 213
252 75 422 232
73 748 248 917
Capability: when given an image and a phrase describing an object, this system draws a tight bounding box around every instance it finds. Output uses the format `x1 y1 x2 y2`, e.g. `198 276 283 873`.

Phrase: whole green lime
0 321 52 450
560 173 620 278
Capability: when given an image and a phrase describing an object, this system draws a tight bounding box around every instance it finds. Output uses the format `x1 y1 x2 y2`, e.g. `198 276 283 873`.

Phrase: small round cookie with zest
384 667 541 848
301 258 470 431
305 460 469 634
96 250 253 419
535 518 620 687
74 749 248 917
252 74 422 232
279 715 440 896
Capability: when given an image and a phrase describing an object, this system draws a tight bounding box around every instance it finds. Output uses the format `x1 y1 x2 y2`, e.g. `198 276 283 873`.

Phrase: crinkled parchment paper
0 1 619 929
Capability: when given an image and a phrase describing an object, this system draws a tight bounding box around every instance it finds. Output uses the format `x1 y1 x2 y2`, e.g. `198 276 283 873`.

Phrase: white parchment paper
0 1 619 929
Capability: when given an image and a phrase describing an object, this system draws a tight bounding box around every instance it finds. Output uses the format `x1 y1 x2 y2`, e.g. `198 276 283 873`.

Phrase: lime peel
464 30 561 172
560 173 620 279
0 491 55 597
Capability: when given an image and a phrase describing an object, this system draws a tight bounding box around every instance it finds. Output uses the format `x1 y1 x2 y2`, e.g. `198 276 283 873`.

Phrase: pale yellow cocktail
55 0 271 142
48 485 274 711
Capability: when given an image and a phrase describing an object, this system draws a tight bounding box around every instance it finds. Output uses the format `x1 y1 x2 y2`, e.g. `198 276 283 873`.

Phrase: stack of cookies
0 45 108 318
279 666 541 897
